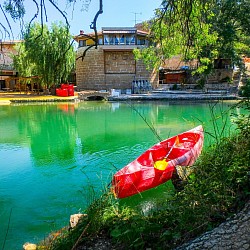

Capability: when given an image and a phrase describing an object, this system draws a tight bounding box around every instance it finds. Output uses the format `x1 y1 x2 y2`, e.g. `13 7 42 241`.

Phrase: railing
0 64 15 70
132 80 152 94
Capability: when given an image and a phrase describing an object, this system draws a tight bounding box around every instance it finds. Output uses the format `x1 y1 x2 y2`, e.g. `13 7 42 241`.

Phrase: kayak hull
112 125 204 199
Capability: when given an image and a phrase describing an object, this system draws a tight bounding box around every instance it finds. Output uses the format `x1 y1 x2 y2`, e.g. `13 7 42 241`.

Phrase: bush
239 78 250 97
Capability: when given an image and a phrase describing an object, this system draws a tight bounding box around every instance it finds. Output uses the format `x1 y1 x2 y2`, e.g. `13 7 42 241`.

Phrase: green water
0 100 239 249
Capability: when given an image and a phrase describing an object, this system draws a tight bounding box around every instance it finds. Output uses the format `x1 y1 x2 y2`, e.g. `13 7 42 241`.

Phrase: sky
1 0 162 40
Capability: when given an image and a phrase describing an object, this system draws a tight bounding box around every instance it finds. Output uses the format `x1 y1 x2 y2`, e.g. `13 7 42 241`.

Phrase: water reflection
0 100 240 249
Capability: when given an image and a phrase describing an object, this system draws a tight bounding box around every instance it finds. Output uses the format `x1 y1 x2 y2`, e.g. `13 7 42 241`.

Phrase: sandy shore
0 91 77 105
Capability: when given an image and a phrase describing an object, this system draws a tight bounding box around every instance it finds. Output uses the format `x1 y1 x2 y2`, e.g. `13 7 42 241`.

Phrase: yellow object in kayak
154 159 168 170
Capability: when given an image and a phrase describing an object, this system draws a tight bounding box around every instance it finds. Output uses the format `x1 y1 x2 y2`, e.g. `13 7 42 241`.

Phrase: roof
102 27 137 31
74 27 149 40
0 40 23 45
162 55 198 70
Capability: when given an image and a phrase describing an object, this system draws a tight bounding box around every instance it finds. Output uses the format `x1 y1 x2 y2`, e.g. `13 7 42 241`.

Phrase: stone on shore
70 213 87 228
23 242 37 250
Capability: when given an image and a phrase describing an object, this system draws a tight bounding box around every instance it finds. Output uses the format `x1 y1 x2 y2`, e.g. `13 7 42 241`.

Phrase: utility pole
132 12 142 25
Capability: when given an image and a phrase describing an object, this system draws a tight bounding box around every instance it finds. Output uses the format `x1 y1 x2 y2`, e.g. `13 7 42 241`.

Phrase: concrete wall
76 46 158 91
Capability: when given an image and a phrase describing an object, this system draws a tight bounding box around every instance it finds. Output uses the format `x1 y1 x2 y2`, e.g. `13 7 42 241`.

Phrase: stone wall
104 51 135 74
207 69 233 83
76 46 158 91
76 46 105 90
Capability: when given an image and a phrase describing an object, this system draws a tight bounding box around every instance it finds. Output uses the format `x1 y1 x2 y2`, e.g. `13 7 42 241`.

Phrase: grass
37 99 250 250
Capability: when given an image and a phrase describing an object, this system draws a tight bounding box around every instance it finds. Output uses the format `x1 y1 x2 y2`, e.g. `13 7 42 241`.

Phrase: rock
175 200 250 249
70 213 87 228
23 242 37 250
171 166 194 191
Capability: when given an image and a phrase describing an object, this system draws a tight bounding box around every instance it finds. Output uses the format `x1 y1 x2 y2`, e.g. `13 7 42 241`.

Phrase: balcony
0 64 15 71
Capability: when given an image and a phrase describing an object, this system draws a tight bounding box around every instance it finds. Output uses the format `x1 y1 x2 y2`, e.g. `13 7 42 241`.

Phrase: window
125 36 130 45
79 40 86 47
109 36 114 45
104 35 109 45
98 38 103 45
120 35 125 44
115 35 119 45
102 33 140 46
130 35 135 45
138 39 145 45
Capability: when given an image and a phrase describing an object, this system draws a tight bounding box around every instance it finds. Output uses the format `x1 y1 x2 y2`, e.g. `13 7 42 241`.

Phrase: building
0 39 76 93
74 27 158 93
159 56 237 91
0 40 20 90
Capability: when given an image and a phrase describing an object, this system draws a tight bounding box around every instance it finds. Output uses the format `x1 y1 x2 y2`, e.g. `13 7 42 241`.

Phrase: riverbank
0 92 77 105
0 89 240 105
107 90 239 101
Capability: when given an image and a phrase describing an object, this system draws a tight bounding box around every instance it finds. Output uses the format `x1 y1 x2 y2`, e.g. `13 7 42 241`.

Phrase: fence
132 80 152 94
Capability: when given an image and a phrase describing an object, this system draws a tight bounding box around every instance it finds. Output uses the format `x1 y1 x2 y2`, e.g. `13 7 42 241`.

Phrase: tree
12 22 75 89
1 0 102 60
135 0 250 74
1 0 89 39
12 42 35 78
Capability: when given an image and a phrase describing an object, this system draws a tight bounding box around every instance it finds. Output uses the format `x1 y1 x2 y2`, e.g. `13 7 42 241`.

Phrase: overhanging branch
77 0 103 61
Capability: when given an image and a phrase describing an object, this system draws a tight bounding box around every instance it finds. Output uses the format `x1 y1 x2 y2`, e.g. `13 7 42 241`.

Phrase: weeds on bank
41 99 250 250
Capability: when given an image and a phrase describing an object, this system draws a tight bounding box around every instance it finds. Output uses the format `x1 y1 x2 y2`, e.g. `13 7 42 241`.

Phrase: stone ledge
107 92 239 101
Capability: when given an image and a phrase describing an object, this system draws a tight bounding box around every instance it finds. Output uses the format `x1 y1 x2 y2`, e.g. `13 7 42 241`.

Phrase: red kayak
112 125 204 199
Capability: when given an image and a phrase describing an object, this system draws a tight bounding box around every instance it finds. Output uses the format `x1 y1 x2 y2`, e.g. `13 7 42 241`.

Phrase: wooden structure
4 76 41 92
164 71 186 84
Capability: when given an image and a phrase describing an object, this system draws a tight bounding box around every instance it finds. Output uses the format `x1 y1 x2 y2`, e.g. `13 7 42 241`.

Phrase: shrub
239 78 250 97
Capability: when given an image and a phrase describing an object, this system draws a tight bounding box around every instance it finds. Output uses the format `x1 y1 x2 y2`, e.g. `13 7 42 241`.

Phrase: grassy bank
37 99 250 250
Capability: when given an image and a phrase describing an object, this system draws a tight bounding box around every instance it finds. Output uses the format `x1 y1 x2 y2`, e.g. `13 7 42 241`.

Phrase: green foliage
231 99 250 137
11 43 35 78
3 0 25 20
239 78 250 97
134 46 162 70
12 22 75 89
137 0 250 77
171 83 178 90
196 77 206 89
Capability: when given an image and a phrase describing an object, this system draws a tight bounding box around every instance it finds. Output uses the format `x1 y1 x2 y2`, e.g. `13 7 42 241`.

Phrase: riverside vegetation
36 99 250 250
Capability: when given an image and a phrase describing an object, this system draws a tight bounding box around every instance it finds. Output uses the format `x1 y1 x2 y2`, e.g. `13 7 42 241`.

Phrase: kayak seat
167 147 189 159
136 137 197 166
